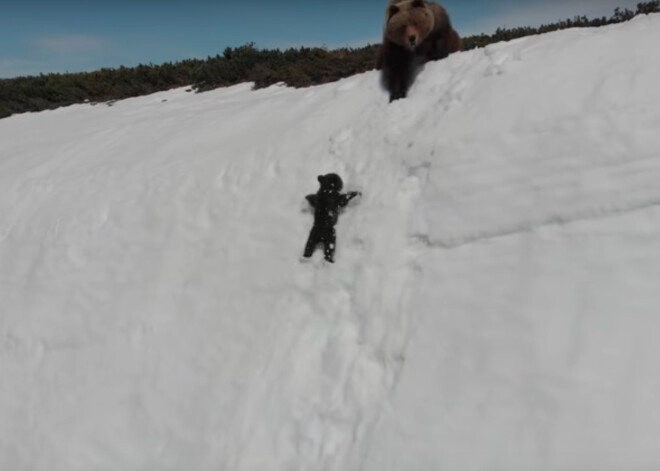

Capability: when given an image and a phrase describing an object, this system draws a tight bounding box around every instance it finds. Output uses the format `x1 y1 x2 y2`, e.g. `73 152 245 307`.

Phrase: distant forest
1 1 658 119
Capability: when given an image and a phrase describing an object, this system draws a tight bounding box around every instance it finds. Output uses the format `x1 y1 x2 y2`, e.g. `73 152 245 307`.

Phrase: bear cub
377 0 461 101
303 174 361 263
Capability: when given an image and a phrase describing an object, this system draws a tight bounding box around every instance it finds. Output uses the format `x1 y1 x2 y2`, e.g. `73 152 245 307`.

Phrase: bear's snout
408 35 417 45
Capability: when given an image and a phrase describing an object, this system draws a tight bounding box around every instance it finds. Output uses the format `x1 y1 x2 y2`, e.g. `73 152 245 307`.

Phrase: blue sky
0 0 645 78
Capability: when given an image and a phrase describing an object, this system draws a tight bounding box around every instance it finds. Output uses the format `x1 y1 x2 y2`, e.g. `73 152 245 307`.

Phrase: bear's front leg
388 69 410 101
389 55 415 101
390 82 407 101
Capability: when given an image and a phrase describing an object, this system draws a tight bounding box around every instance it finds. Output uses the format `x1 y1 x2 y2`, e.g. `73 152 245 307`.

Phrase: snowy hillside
2 14 660 471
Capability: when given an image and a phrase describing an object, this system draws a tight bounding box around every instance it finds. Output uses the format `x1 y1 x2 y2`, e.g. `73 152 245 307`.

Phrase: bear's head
318 173 343 192
385 0 435 50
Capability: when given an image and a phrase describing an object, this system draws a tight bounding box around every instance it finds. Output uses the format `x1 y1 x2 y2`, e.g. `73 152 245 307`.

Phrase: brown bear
376 0 461 101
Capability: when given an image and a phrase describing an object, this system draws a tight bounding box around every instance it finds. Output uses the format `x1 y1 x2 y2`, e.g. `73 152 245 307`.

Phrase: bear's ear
387 4 399 18
411 0 425 7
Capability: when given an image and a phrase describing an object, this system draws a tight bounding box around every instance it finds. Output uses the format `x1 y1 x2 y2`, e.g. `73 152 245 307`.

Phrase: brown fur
377 0 461 101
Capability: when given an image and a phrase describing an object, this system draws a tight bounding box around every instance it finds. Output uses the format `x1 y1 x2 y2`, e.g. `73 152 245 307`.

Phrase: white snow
2 14 660 471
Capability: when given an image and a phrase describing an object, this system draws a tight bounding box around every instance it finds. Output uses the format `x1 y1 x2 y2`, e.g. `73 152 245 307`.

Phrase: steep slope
1 14 659 471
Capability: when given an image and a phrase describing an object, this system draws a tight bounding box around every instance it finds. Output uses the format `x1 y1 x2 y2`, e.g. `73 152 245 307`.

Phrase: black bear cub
303 173 361 263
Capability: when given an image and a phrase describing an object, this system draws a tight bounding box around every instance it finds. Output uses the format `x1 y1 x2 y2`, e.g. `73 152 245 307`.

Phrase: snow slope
2 14 660 471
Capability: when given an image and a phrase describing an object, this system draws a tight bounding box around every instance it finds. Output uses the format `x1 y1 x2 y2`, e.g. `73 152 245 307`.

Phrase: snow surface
2 14 660 471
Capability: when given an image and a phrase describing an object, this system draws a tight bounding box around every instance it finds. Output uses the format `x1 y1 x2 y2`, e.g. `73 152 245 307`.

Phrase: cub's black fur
303 173 360 263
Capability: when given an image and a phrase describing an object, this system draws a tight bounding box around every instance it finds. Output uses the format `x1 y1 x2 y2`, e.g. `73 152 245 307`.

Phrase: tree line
1 1 658 119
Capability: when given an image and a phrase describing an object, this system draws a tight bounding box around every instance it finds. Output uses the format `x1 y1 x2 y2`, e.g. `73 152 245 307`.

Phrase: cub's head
318 173 343 192
385 0 435 50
